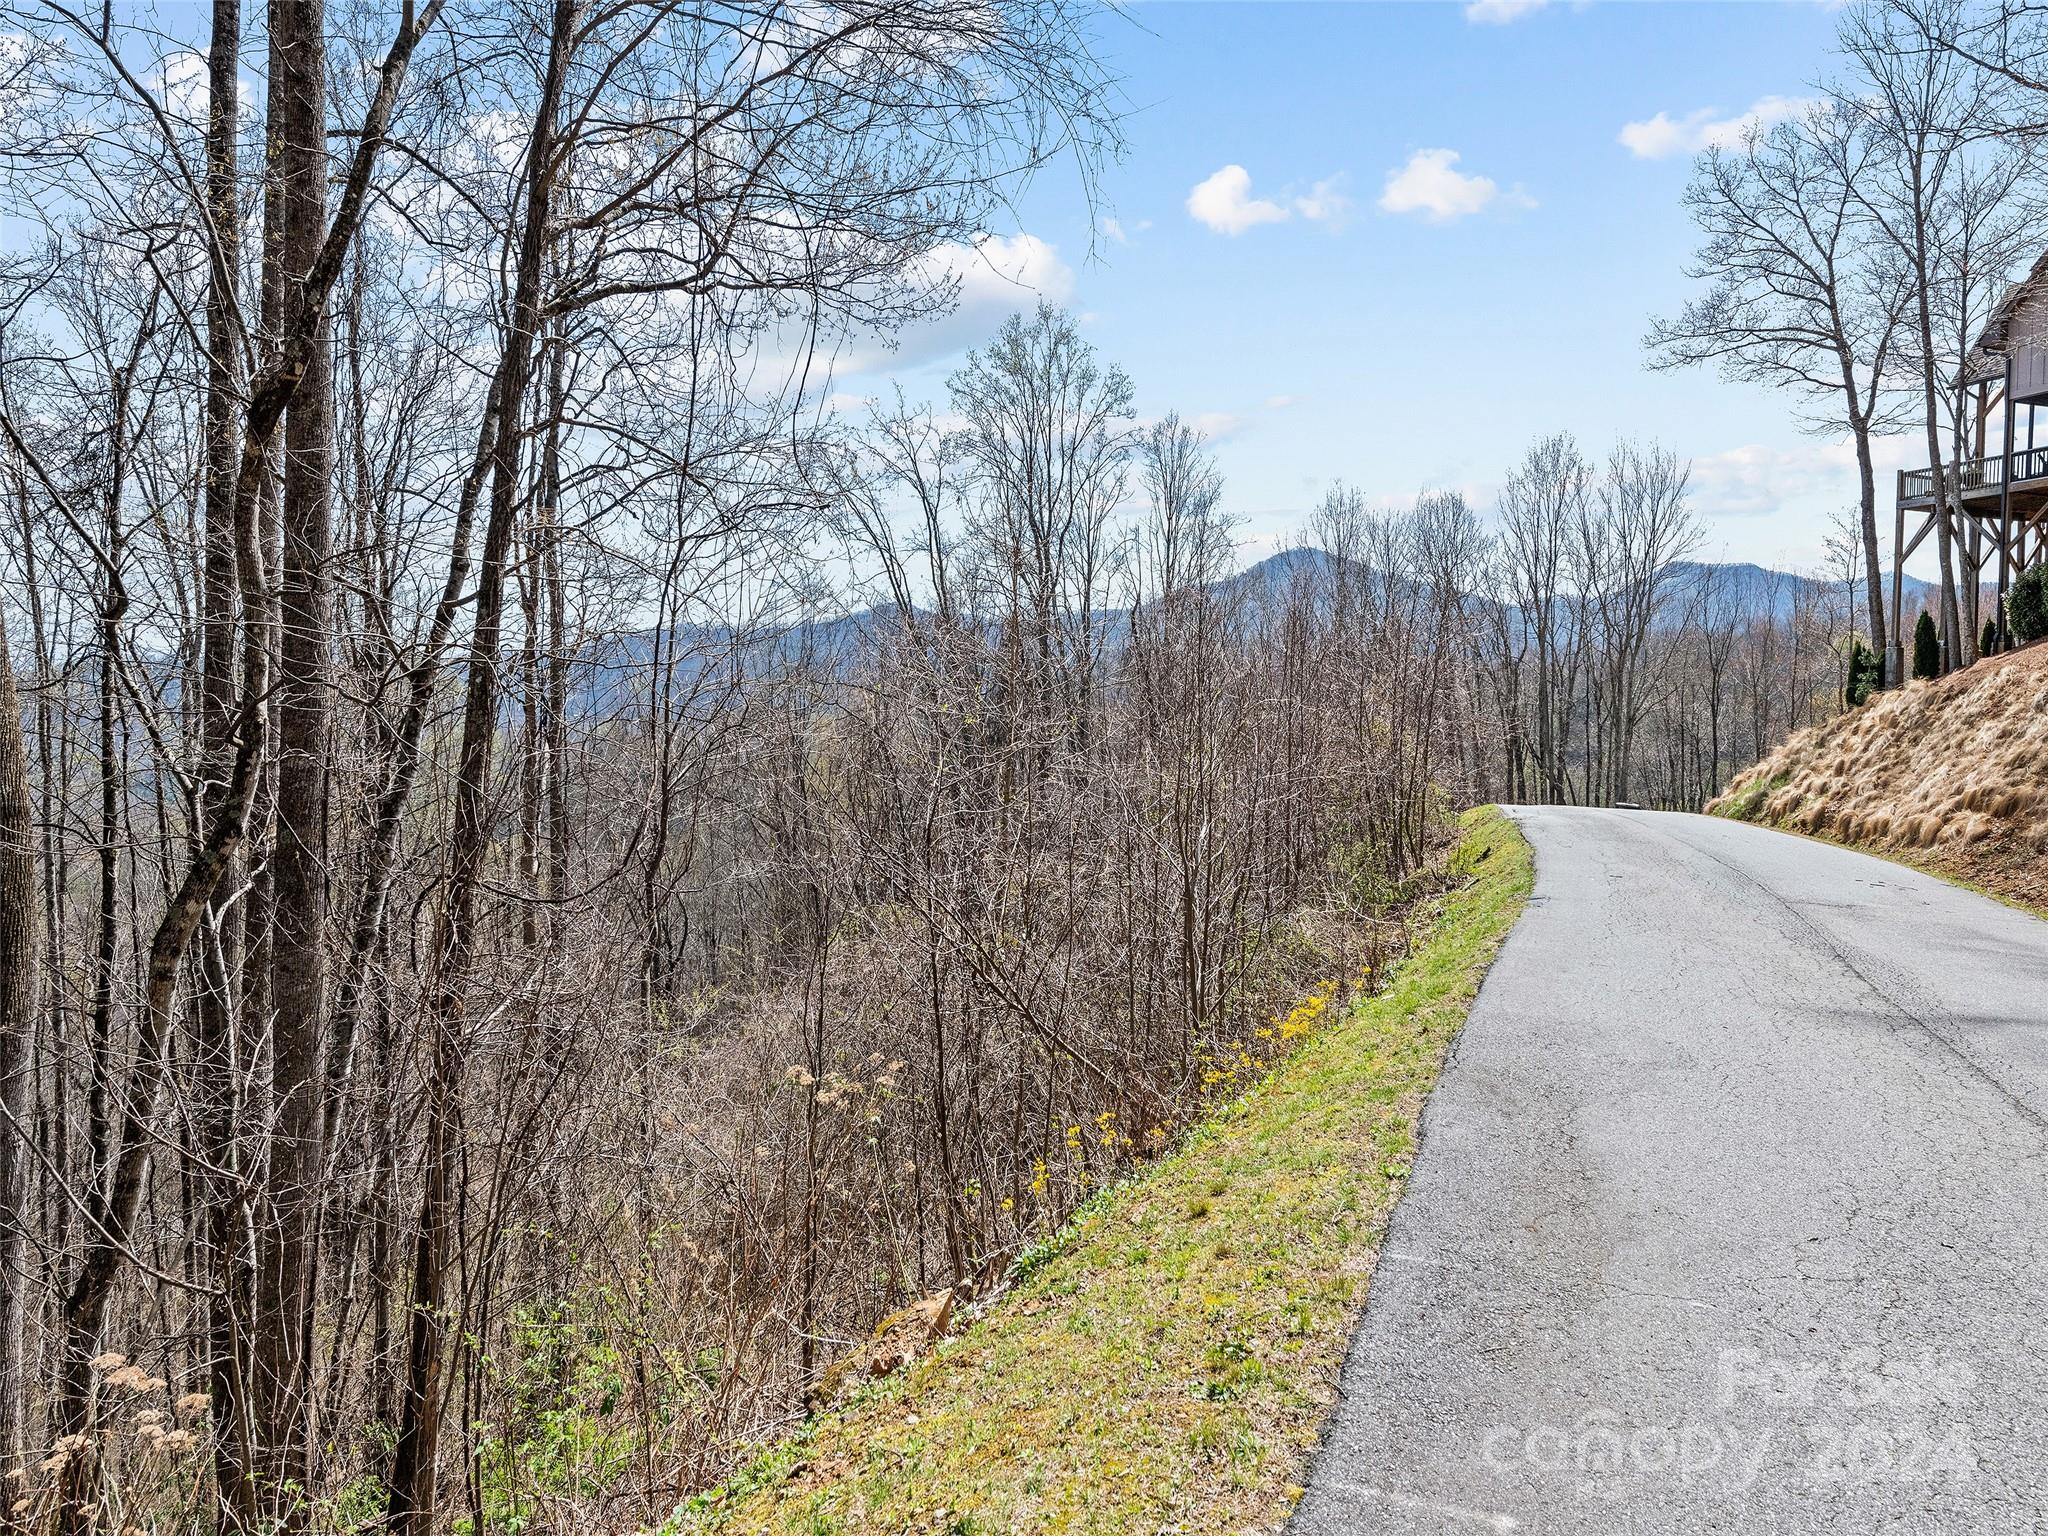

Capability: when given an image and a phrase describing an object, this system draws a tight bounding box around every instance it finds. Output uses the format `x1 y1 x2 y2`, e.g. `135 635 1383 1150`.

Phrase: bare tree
0 584 34 1470
1137 413 1232 601
1495 434 1592 803
949 304 1138 751
1649 101 1909 681
1839 0 2018 671
1576 443 1700 805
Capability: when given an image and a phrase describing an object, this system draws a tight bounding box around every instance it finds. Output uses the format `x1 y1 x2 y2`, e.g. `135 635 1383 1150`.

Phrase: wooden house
1895 248 2048 670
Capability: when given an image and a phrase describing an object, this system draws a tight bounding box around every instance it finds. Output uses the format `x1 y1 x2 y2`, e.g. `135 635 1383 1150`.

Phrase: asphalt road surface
1293 807 2048 1536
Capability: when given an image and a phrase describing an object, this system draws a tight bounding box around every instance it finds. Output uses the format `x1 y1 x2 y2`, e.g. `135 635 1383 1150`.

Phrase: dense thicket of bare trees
1463 431 1868 812
0 2 1514 1527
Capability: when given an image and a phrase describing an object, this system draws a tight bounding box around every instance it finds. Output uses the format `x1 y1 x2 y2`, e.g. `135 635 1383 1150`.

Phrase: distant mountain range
581 551 1939 710
1230 549 1938 629
1664 561 1941 626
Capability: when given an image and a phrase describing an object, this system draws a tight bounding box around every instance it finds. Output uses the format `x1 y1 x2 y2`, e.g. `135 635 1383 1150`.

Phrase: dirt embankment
1710 642 2048 913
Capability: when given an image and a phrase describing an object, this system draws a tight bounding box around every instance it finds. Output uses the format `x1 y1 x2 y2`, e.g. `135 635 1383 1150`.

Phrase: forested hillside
0 3 1882 1533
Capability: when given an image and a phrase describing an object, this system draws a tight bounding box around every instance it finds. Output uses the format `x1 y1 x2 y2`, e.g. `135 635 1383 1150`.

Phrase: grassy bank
1708 642 2048 916
667 807 1534 1536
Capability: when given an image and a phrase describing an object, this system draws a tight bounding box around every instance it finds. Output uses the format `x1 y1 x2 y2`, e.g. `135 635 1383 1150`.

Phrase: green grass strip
666 806 1534 1536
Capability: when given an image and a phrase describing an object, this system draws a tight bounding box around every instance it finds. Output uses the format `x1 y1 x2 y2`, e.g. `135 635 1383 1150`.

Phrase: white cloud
1187 165 1291 236
1688 436 1915 519
154 46 259 122
1293 175 1353 228
899 231 1073 360
1688 443 1819 518
1466 0 1549 22
1139 396 1299 448
830 232 1075 376
161 50 208 117
1100 216 1129 245
1185 166 1350 236
933 231 1073 309
1618 95 1818 160
1378 148 1530 223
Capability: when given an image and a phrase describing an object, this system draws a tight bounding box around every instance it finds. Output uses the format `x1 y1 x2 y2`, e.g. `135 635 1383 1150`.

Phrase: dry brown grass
1710 640 2048 913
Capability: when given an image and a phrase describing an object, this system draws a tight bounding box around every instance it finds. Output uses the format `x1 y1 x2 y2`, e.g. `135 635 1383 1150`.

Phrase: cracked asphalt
1292 807 2048 1536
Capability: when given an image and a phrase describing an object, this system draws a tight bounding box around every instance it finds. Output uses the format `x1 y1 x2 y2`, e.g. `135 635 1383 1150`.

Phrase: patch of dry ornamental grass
1710 640 2048 913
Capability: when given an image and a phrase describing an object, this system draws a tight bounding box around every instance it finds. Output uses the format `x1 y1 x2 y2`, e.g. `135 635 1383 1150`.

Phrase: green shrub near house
2009 562 2048 646
1843 638 1882 707
1912 610 1941 680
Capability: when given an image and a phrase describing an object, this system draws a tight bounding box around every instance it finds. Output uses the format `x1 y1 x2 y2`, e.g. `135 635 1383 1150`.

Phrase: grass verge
665 806 1534 1536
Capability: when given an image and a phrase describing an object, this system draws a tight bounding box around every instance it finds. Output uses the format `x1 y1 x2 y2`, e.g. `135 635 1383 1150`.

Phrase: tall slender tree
258 0 340 1513
1839 0 2012 671
0 587 35 1473
1649 101 1909 682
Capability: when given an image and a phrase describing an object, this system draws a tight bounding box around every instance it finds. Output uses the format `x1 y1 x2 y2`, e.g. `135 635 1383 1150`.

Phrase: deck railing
1900 445 2048 502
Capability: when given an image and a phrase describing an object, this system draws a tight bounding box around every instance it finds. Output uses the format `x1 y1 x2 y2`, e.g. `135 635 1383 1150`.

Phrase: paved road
1294 807 2048 1536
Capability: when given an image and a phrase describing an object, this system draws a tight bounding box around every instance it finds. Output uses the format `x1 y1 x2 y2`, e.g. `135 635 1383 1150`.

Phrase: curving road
1293 807 2048 1536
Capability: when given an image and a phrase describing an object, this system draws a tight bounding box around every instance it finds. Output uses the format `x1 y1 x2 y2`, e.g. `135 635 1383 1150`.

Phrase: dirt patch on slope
1709 641 2048 914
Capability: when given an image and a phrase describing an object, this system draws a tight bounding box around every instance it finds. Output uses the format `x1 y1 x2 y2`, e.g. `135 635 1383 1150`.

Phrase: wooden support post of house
1891 489 1907 687
2000 353 2016 650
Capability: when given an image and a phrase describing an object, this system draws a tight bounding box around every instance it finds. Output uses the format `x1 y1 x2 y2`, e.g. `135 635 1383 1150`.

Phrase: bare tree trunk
540 338 571 933
257 0 336 1512
1911 214 1963 669
1949 377 1978 665
386 7 574 1527
194 0 259 1520
0 607 36 1472
1849 417 1890 684
45 0 444 1468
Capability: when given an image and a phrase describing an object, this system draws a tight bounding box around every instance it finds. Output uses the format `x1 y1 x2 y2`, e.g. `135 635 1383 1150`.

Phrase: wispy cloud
1098 214 1153 247
1191 410 1247 441
1378 149 1533 223
1147 395 1307 448
1688 436 1914 518
1465 0 1549 23
1186 165 1352 236
833 232 1074 375
1293 176 1352 228
1618 95 1818 160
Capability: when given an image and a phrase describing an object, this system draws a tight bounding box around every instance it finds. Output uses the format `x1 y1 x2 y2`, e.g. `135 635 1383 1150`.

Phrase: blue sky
839 0 1923 576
